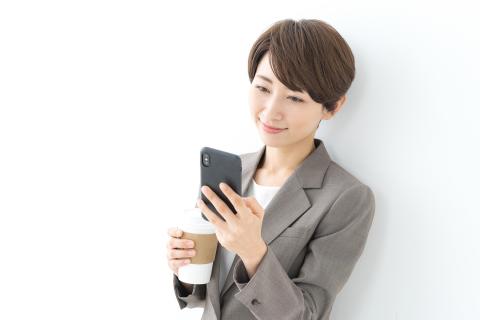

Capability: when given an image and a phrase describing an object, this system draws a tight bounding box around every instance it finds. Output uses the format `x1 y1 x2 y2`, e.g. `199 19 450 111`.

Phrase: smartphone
199 147 242 222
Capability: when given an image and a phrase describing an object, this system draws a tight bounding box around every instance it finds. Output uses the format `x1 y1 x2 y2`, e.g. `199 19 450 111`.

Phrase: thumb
243 197 264 218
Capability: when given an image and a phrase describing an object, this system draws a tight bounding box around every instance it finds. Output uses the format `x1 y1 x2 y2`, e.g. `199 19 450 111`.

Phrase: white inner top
217 178 281 294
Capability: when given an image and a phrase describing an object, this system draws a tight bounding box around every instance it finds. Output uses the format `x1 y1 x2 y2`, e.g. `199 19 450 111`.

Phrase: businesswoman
166 18 375 319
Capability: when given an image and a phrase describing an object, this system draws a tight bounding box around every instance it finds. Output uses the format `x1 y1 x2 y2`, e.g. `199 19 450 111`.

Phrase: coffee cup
177 208 218 284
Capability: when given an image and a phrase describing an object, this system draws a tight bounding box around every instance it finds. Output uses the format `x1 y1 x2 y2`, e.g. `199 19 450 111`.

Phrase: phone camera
202 153 210 167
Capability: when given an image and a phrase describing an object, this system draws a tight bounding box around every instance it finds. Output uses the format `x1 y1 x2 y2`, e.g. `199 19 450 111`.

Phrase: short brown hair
248 19 355 113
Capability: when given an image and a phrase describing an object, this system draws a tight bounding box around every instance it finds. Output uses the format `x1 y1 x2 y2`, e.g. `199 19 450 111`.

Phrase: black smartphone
199 147 242 222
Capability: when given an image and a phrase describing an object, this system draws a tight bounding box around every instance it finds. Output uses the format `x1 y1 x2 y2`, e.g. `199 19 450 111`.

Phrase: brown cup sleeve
180 232 218 264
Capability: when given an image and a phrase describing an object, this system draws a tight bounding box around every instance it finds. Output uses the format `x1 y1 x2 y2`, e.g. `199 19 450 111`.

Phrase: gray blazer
172 138 375 319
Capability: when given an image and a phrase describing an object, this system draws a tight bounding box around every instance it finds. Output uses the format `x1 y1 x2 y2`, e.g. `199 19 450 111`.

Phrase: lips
261 121 286 130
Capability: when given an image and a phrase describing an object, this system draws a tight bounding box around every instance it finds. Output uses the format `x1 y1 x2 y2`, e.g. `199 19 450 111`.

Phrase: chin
258 132 287 147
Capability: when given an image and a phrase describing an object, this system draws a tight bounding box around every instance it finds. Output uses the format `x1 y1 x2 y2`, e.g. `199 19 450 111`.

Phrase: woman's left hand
197 182 267 264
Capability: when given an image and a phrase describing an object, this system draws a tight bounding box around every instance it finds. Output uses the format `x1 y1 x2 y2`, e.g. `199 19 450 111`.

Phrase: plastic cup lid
178 208 216 234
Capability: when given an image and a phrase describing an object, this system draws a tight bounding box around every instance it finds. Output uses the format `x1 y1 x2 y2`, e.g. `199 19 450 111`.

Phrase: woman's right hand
166 227 197 277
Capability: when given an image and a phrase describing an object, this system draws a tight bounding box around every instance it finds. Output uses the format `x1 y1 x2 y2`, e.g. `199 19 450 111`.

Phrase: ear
322 95 347 120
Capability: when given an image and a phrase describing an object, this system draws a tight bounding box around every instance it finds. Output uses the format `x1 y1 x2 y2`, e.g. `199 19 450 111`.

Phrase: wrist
241 241 267 266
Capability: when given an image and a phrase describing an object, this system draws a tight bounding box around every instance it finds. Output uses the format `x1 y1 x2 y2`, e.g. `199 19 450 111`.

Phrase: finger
219 182 246 216
168 238 195 249
169 259 191 271
196 198 227 230
200 186 236 223
168 227 183 238
243 197 264 217
167 248 196 260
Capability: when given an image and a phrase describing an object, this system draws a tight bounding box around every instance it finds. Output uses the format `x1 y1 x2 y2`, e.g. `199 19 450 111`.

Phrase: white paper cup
177 208 217 284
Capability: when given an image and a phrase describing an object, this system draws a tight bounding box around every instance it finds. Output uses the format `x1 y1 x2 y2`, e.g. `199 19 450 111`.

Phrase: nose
261 94 284 122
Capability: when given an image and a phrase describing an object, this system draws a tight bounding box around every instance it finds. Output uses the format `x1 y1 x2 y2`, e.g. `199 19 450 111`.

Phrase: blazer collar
239 137 331 247
241 137 331 196
211 138 332 307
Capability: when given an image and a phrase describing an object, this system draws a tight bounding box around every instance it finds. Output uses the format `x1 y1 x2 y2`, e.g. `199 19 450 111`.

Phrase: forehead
256 53 276 78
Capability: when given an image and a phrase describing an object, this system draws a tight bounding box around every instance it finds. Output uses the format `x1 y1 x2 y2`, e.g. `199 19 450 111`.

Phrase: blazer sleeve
231 183 376 319
172 189 207 309
172 273 207 309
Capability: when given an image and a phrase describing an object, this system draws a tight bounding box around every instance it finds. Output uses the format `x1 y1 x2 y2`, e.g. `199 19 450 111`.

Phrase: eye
288 96 304 103
254 85 304 103
255 85 269 93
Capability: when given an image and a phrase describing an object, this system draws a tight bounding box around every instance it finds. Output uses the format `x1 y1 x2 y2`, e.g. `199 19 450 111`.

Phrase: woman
166 18 375 319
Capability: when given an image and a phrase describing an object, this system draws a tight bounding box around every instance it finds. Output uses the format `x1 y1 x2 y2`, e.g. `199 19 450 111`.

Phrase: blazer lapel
206 243 221 319
219 138 332 299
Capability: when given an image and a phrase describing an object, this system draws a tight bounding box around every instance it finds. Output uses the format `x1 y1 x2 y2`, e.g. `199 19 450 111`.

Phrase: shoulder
322 160 375 212
324 160 371 190
300 157 376 215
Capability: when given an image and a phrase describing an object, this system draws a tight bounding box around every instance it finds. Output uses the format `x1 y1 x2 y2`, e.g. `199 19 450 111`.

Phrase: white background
1 1 479 319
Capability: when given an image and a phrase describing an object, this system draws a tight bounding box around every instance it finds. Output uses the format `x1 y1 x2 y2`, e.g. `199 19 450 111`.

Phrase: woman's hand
166 227 196 277
197 182 267 270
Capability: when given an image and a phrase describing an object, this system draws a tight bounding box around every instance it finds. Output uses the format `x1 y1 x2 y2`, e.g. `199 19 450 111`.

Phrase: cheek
288 111 317 130
249 91 261 115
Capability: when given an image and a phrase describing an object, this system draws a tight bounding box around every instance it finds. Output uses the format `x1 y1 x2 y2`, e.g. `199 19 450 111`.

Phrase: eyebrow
256 74 272 83
256 74 306 96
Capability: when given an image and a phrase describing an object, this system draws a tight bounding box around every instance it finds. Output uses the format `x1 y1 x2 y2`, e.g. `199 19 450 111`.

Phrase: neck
259 136 316 175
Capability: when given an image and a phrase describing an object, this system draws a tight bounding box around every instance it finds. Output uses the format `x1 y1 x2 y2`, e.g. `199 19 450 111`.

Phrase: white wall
1 1 479 319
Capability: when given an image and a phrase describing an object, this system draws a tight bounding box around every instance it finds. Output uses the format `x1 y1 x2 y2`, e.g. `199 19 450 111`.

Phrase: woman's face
249 53 337 148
